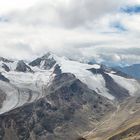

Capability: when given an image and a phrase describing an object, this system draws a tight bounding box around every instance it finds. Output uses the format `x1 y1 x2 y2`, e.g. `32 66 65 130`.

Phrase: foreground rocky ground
86 96 140 140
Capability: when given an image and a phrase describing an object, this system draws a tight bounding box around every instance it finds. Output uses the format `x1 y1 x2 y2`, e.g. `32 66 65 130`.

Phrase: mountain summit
0 53 140 140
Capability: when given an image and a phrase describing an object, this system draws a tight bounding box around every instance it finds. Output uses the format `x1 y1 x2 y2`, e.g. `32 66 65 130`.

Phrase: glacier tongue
0 67 55 114
0 81 19 114
55 56 115 100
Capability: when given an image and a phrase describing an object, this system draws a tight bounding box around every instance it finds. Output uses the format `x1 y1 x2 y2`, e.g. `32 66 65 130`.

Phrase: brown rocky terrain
0 89 6 109
0 73 115 140
86 96 140 140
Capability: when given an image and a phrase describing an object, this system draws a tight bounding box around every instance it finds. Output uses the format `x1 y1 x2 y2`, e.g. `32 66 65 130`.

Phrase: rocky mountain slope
86 96 140 140
0 72 115 140
0 52 140 140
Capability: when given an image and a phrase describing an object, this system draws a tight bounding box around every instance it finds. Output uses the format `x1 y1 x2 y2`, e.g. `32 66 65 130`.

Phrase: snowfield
56 57 114 100
0 54 140 114
0 66 55 114
0 61 18 71
108 73 140 96
0 81 19 114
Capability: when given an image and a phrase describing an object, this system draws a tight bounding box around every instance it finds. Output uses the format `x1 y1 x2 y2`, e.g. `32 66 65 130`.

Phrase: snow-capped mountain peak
29 52 56 70
0 53 140 114
0 57 13 63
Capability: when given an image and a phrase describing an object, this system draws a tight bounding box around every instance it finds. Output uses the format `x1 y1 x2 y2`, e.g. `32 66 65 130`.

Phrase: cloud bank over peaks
0 0 139 66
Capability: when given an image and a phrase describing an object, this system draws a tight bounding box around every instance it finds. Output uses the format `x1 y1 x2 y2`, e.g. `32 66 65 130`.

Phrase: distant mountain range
115 64 140 80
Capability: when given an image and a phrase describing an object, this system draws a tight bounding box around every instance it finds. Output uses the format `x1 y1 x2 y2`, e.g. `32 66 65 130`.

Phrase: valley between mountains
0 52 140 140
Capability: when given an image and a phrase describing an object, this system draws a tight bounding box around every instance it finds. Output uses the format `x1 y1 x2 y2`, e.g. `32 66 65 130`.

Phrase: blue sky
121 5 140 14
0 0 139 66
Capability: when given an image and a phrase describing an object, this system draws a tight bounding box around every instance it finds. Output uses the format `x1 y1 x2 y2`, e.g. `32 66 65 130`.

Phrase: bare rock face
88 67 130 100
43 58 56 70
16 60 33 73
0 73 115 140
0 89 6 108
0 73 9 82
2 63 10 72
29 58 42 67
53 64 61 75
0 57 13 63
102 72 129 100
29 53 56 70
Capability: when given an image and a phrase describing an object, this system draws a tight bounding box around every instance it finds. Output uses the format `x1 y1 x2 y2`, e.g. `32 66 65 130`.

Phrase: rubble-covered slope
0 73 115 140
